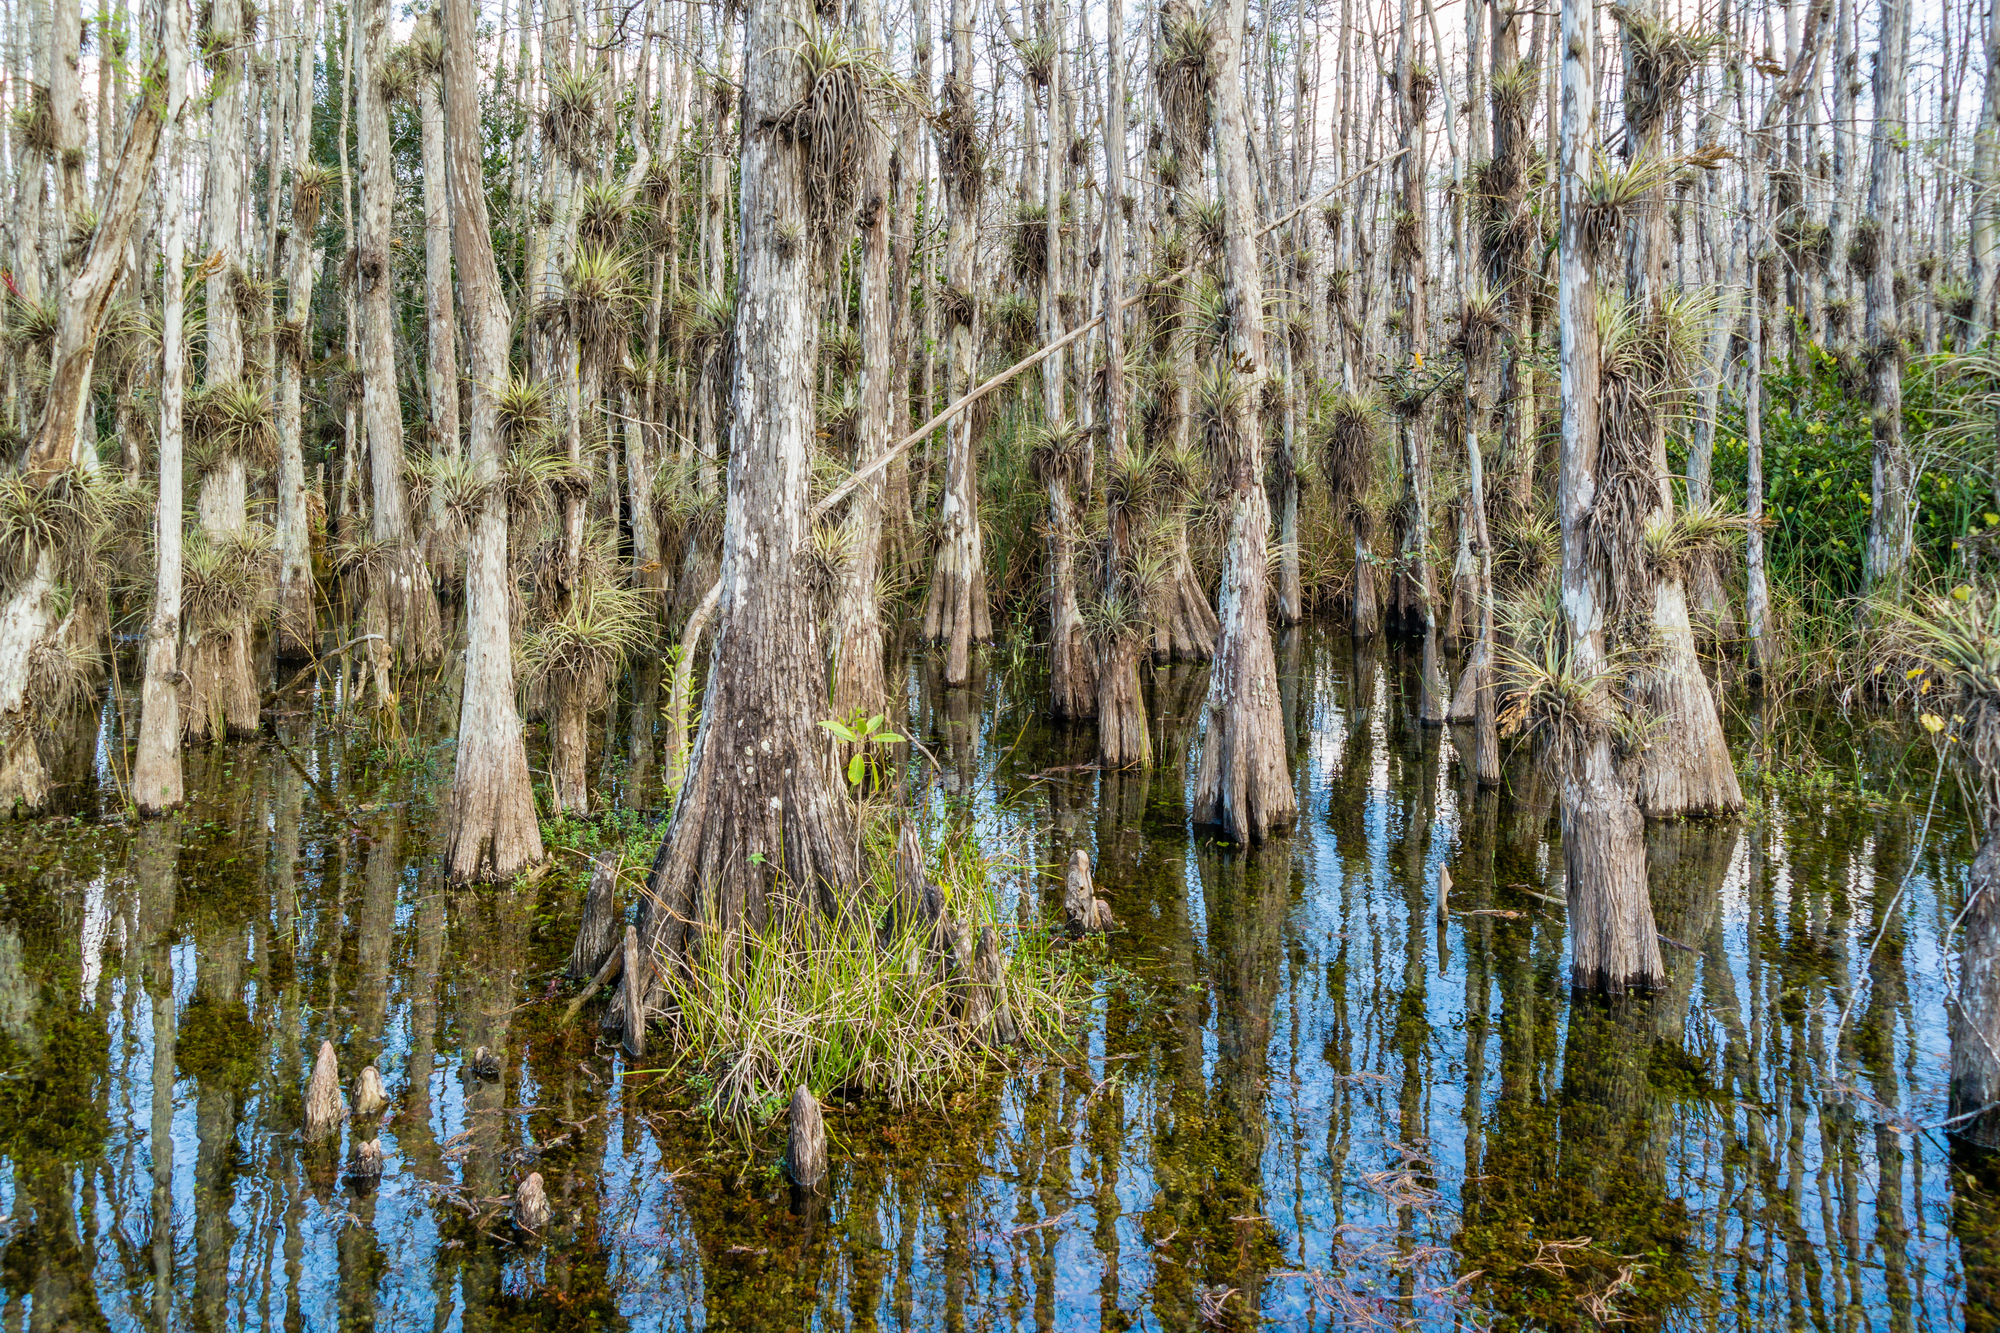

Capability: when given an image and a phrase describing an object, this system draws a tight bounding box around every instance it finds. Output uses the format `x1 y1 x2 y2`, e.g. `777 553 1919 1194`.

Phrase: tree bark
357 0 441 696
136 17 192 816
1190 0 1295 844
638 0 859 989
1865 0 1914 596
274 0 320 658
829 0 892 741
442 0 545 882
0 27 169 813
1096 0 1150 769
1559 0 1661 993
1974 0 2000 339
922 0 992 686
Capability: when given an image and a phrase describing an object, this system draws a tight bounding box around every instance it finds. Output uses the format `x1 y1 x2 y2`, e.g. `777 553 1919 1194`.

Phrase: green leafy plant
818 710 904 789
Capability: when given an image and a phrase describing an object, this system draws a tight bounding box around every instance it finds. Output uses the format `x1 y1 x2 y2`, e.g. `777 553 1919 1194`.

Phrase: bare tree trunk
1865 0 1914 596
136 15 192 815
1558 0 1661 994
923 0 991 687
1974 0 2000 339
1190 0 1295 844
357 0 441 699
829 0 892 739
639 0 859 990
443 0 545 882
1392 0 1443 723
1745 246 1770 674
418 25 460 464
183 0 260 743
1096 0 1150 769
274 0 320 658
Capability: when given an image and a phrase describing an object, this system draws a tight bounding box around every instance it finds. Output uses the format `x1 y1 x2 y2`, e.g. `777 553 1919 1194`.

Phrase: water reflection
0 628 1982 1329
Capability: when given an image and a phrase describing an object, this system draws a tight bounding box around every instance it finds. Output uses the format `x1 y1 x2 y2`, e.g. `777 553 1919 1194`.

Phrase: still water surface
0 628 1985 1330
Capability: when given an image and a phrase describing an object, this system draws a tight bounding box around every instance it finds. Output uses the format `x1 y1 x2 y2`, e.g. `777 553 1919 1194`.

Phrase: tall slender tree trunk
136 13 193 815
829 0 893 740
356 0 441 699
274 0 320 658
1973 0 2000 339
1558 0 1661 994
1096 0 1150 769
923 0 991 686
638 0 859 997
1190 0 1295 844
183 0 260 743
1865 0 1914 596
443 0 545 882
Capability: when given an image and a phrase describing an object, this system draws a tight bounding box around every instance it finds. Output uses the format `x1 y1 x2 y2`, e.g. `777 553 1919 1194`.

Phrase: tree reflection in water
0 632 1980 1329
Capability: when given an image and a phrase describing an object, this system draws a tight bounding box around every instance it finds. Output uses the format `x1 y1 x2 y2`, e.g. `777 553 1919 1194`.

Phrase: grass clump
658 815 1084 1133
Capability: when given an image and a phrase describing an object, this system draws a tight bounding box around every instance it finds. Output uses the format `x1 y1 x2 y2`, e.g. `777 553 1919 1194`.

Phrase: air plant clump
185 380 279 475
0 466 120 591
12 83 56 156
940 283 977 332
3 293 60 355
1314 390 1380 519
291 161 341 235
1848 218 1883 277
1190 197 1227 254
1193 364 1247 473
820 326 863 382
1154 3 1215 154
576 180 633 251
1587 289 1715 625
1453 288 1504 365
1008 201 1052 281
937 71 987 205
1391 209 1423 264
558 244 638 365
803 518 857 604
1641 501 1749 579
25 636 100 725
1014 33 1055 87
989 292 1038 358
779 18 903 232
817 383 861 454
1614 6 1722 138
495 374 557 448
1493 582 1634 768
543 68 605 170
517 577 653 709
1025 418 1091 487
1578 151 1679 259
650 456 726 555
1084 587 1152 651
182 526 275 632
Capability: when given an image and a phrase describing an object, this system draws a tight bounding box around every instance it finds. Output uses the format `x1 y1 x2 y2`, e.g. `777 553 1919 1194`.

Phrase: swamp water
0 625 1988 1330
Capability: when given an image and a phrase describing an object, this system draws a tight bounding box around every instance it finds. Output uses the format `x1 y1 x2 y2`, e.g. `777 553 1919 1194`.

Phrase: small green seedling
818 711 905 790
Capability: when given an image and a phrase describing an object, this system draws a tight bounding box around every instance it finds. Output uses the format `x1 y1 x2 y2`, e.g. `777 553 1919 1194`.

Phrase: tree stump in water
514 1171 550 1233
353 1065 387 1117
569 852 621 979
305 1040 345 1139
350 1138 384 1178
1436 865 1452 922
614 924 647 1058
1063 850 1114 936
1063 850 1094 938
470 1045 501 1080
973 926 1017 1044
877 823 931 947
786 1087 827 1191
